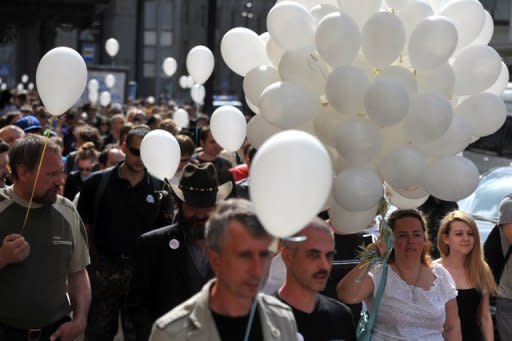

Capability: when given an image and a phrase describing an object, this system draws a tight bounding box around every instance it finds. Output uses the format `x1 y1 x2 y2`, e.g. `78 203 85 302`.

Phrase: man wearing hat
14 115 42 134
128 162 232 341
497 196 512 340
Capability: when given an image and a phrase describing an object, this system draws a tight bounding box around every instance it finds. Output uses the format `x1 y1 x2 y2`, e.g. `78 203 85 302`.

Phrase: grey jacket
150 279 297 341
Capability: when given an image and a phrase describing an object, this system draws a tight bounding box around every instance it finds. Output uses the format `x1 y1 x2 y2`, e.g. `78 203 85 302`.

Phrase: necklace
394 263 422 304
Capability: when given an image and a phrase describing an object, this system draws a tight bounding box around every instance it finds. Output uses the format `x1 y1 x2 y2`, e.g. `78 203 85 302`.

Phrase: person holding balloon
337 209 462 340
436 211 496 341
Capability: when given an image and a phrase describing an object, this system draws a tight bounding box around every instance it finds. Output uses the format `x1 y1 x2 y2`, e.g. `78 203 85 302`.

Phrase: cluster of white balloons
221 0 509 237
87 78 112 107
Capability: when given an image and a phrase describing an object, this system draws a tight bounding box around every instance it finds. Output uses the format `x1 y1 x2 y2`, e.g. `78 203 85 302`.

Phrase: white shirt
366 263 457 341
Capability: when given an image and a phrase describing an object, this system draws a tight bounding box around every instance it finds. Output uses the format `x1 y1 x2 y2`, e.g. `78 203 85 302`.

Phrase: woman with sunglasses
337 209 461 340
436 211 497 341
64 141 98 201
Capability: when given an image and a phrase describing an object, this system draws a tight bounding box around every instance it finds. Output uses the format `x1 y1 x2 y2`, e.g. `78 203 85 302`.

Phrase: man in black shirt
78 125 173 340
277 218 356 341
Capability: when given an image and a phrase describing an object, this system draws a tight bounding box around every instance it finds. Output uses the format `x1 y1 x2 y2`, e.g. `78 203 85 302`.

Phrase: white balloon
316 12 360 68
335 118 382 166
310 4 338 24
278 52 328 96
162 57 177 77
404 93 452 144
352 53 376 80
36 47 87 116
326 66 370 115
384 183 429 209
146 96 155 105
0 84 6 91
408 16 458 71
421 156 479 201
329 202 378 234
21 74 29 84
376 65 417 98
379 145 427 188
190 84 206 104
16 83 23 92
439 0 485 50
88 90 98 104
365 78 409 126
179 75 188 89
485 62 509 96
27 82 34 91
386 0 410 10
265 35 286 68
395 185 429 199
259 81 319 129
141 129 181 181
361 12 406 67
416 63 455 99
337 0 382 28
267 2 316 54
105 74 116 89
398 0 434 44
246 97 260 114
105 38 120 57
221 28 268 77
333 168 383 211
88 78 99 91
417 115 472 157
243 65 280 106
470 10 494 47
424 0 441 12
186 75 194 88
186 45 214 85
246 115 282 148
210 106 247 152
452 45 502 96
173 108 189 129
250 130 333 237
99 91 111 107
313 106 347 146
455 93 507 137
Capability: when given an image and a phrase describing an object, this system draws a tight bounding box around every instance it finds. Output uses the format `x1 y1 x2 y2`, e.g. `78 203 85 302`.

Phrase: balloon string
20 134 50 235
243 246 274 341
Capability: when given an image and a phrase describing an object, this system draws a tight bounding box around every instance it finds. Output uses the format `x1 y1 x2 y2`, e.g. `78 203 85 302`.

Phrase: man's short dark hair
176 134 195 156
9 135 61 180
125 125 150 146
205 198 270 253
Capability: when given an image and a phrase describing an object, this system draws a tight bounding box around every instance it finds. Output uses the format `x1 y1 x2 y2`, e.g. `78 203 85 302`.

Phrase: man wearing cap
150 198 297 341
128 162 232 341
78 125 173 340
277 218 355 341
14 114 42 134
497 196 512 340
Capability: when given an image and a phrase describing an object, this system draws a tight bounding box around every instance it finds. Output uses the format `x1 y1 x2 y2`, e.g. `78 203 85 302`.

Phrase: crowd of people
0 88 511 341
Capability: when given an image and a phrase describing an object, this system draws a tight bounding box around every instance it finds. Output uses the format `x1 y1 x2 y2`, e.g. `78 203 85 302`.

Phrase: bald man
277 218 355 341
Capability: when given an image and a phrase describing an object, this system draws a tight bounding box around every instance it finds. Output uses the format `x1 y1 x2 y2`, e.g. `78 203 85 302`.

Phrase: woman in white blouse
337 209 462 341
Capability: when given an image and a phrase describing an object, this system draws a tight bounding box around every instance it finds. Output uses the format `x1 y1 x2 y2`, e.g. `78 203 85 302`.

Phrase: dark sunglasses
128 146 140 157
78 167 92 172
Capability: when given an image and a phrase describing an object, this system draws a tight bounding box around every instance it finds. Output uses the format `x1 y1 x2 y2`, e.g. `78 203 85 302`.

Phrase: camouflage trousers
85 252 136 341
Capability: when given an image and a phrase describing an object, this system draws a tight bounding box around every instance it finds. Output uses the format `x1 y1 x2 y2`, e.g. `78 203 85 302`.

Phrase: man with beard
78 125 173 340
277 218 355 341
128 162 232 341
0 135 90 340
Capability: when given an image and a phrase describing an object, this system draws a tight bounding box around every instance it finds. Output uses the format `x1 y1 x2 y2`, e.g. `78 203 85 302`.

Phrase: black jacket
127 222 214 341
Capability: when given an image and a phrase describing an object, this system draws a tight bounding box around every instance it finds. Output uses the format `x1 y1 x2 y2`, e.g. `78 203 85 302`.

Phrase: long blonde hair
438 210 497 295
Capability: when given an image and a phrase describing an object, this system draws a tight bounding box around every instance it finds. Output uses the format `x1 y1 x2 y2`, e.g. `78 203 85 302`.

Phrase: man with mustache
277 218 356 341
128 162 232 341
0 135 90 341
150 199 297 340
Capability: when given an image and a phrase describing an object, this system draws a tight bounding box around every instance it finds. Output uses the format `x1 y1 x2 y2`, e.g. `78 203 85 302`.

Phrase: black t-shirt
211 308 263 341
276 293 355 341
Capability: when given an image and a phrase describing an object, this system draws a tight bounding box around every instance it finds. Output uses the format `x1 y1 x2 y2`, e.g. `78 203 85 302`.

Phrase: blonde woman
437 210 497 341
